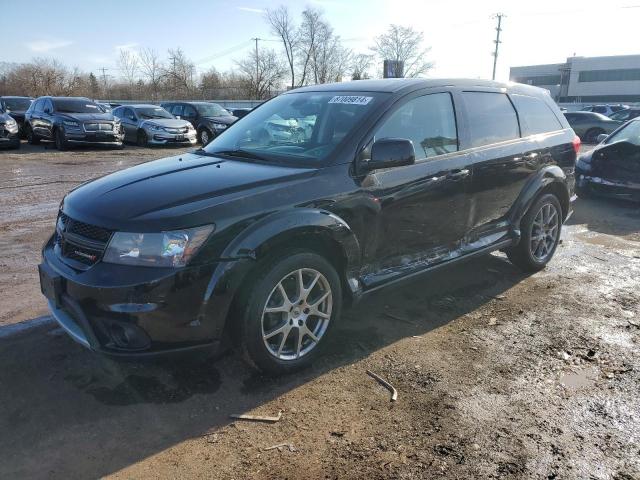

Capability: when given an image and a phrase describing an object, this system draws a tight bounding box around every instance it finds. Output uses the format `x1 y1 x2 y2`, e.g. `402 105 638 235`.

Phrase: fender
509 165 570 229
197 209 362 339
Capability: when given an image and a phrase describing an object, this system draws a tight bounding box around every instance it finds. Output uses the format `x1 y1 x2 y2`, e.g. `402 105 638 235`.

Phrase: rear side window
375 92 458 160
462 92 519 148
171 105 184 116
510 94 563 135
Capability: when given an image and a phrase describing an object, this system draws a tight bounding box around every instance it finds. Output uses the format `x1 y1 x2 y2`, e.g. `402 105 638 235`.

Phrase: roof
289 78 541 95
127 104 163 109
0 95 33 99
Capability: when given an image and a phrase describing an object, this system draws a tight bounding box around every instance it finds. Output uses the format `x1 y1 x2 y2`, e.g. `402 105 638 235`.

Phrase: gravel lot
0 142 639 479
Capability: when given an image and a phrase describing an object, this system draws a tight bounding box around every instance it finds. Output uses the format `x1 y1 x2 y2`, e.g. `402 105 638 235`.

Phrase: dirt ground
0 142 639 479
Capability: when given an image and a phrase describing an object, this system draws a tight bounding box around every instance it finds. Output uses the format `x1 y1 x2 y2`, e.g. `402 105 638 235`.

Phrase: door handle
447 168 470 180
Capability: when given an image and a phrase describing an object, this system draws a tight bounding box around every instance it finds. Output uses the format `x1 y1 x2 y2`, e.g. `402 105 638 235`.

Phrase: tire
505 193 562 272
198 128 212 146
238 251 342 374
584 128 604 144
137 130 149 147
54 128 68 151
26 126 40 145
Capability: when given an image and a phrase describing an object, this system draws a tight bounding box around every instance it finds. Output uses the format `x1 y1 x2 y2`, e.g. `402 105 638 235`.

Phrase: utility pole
251 37 260 97
99 67 109 97
491 13 505 81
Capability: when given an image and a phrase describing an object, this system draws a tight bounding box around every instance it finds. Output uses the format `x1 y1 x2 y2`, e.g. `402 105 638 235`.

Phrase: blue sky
4 0 640 82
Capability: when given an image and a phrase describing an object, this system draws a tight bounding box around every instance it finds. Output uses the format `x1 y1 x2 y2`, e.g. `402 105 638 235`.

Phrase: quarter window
510 94 563 136
374 92 458 160
462 92 520 147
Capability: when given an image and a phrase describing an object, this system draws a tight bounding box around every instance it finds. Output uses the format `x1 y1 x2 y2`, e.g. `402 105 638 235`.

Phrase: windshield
135 106 173 119
203 91 385 164
3 98 32 111
605 120 640 146
195 103 232 117
54 99 102 114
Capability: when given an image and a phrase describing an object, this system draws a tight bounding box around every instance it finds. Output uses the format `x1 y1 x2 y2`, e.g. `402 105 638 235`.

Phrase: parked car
24 96 124 150
0 107 20 149
563 111 622 143
581 104 629 117
230 107 253 119
0 96 33 137
39 79 577 373
112 104 197 147
160 101 237 145
575 118 640 201
608 108 640 123
97 103 112 113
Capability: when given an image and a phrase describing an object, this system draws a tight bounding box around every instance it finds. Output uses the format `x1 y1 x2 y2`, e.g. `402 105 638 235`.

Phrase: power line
491 13 505 81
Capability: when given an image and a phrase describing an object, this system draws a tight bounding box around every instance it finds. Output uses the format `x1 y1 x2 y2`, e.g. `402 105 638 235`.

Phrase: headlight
63 120 80 128
148 124 164 131
6 117 16 126
576 156 591 171
103 225 214 268
211 123 227 131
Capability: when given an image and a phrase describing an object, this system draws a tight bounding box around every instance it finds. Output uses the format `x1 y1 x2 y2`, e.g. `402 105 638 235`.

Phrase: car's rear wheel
198 128 212 145
585 128 604 144
137 130 149 147
26 126 39 145
54 128 68 151
506 193 562 272
238 251 342 374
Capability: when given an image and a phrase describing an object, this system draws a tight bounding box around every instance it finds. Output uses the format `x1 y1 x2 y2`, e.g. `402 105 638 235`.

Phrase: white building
510 55 640 104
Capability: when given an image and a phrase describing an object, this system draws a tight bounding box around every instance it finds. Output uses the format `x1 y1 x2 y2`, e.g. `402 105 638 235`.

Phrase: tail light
572 135 581 155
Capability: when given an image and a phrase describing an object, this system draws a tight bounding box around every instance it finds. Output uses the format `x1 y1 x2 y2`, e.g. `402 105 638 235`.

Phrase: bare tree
164 48 196 98
371 25 433 78
118 49 139 96
296 8 322 86
266 6 297 89
236 48 286 99
138 47 163 100
351 53 373 80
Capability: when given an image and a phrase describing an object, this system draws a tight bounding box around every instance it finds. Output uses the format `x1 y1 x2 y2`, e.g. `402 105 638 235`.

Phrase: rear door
458 90 529 239
359 90 472 279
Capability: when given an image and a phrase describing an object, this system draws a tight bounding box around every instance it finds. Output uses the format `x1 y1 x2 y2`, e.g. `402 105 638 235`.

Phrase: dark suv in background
39 79 577 374
0 96 33 137
24 97 124 150
0 106 20 149
160 101 237 145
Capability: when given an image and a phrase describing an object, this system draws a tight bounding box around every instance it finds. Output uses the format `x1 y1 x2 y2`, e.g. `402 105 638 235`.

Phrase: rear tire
238 251 342 375
26 126 40 145
506 193 562 272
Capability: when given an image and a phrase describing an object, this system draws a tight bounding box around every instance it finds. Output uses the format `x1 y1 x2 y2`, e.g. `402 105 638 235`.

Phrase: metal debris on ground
264 443 296 452
230 411 282 423
366 369 398 402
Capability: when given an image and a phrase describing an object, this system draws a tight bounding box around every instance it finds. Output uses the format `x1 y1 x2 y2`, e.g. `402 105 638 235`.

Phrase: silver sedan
113 104 197 146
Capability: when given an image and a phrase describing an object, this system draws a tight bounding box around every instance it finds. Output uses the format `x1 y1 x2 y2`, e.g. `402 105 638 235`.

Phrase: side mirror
596 133 608 143
366 138 415 171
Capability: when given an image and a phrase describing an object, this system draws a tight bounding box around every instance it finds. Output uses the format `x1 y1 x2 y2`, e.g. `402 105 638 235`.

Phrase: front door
358 91 471 286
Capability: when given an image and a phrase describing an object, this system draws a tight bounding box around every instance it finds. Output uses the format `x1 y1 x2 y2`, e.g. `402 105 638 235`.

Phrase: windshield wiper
208 149 269 161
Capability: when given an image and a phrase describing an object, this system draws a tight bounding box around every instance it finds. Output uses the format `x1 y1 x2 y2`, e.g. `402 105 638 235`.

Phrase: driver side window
374 92 458 161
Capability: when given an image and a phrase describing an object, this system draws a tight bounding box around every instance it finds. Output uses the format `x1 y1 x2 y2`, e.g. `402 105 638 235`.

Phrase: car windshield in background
605 120 640 146
136 107 173 119
195 103 232 117
54 99 102 113
4 98 32 111
204 92 385 165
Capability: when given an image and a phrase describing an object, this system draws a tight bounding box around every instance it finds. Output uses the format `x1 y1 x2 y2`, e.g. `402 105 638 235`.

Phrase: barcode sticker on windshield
328 96 373 105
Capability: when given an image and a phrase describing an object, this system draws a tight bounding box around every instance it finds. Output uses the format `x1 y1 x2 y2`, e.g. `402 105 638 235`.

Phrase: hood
0 112 13 123
202 115 237 125
63 152 316 231
141 118 192 129
58 112 116 122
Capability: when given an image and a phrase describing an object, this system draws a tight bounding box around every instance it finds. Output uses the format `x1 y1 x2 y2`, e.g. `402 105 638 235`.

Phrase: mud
0 143 639 479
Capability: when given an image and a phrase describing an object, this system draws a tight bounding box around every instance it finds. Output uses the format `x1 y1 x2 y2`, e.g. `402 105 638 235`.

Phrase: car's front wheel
238 251 342 374
26 126 40 145
198 128 212 145
506 193 562 272
54 128 68 151
137 130 149 147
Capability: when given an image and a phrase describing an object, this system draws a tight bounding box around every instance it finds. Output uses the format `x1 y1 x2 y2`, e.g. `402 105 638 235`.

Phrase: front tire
26 126 40 145
239 251 342 374
137 130 149 147
506 193 562 272
198 128 212 145
54 128 68 151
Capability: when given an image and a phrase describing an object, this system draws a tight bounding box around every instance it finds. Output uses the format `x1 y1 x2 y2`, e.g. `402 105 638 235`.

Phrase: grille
56 213 113 267
165 127 189 134
84 122 113 132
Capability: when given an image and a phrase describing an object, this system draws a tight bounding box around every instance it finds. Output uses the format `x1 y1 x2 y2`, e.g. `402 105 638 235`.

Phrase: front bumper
576 171 640 201
0 126 20 147
39 237 250 357
147 130 197 145
64 130 124 146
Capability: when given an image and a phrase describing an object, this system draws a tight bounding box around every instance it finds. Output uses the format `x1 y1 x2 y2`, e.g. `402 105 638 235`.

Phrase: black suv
160 101 237 145
0 107 20 149
24 97 124 149
39 79 578 373
0 96 33 137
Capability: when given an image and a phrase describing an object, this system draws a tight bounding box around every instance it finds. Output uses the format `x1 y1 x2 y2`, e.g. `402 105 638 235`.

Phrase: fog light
106 322 151 350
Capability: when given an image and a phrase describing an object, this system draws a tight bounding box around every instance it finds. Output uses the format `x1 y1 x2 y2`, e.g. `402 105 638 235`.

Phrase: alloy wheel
200 130 210 145
261 268 332 361
530 202 559 262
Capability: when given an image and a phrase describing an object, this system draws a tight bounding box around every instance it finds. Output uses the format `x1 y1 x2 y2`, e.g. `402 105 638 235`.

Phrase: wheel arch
510 165 570 226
